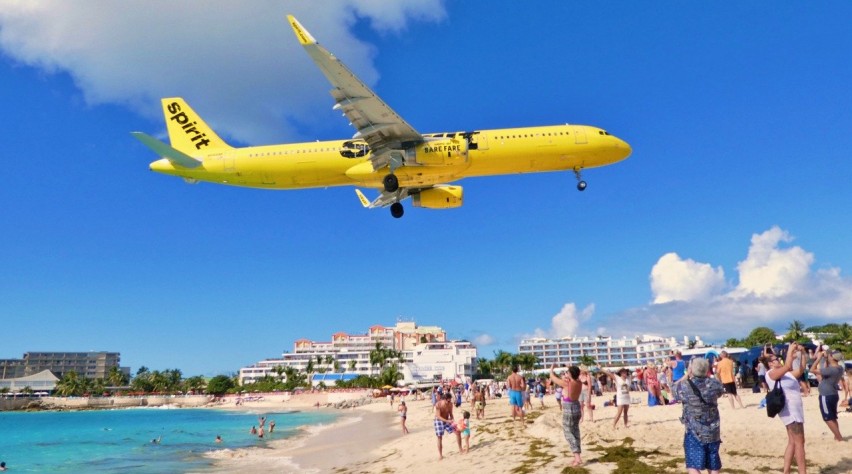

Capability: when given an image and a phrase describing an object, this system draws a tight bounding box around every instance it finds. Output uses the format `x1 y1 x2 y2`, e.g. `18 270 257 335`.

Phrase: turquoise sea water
0 408 338 473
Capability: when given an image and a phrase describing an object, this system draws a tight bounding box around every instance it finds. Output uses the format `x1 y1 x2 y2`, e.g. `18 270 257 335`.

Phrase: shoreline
203 405 397 473
201 389 852 473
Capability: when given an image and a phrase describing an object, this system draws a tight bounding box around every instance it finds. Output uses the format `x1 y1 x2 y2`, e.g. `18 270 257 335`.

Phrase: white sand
206 389 852 473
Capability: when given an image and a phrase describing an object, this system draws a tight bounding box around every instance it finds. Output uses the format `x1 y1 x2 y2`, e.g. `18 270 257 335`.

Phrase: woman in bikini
578 368 594 422
398 401 409 434
645 361 662 405
550 364 584 467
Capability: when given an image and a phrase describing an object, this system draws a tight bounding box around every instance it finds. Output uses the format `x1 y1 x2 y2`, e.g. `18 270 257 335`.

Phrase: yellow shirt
717 358 735 384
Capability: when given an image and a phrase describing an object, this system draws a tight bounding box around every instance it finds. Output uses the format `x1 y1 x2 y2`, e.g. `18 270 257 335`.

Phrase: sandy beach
205 388 852 473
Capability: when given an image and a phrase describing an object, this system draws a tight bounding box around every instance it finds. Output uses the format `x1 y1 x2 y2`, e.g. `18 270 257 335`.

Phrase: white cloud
733 226 813 298
597 226 852 340
473 333 495 347
0 0 446 144
531 303 595 339
650 252 726 303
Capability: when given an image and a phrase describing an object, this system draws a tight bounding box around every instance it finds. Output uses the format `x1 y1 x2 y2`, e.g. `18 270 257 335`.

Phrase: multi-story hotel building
518 335 680 369
239 320 477 386
0 351 129 380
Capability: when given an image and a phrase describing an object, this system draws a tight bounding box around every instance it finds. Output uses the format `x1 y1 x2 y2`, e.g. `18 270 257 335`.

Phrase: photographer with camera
810 345 844 441
765 342 807 474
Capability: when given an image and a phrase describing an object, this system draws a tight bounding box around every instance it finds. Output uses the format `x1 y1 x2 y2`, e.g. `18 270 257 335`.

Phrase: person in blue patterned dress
675 357 725 474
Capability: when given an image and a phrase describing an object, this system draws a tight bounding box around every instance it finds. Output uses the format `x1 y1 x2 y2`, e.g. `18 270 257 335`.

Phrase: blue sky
1 1 851 376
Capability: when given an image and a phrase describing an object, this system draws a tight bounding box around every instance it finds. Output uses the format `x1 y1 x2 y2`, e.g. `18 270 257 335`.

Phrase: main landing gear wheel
577 180 587 191
390 202 404 219
383 174 399 192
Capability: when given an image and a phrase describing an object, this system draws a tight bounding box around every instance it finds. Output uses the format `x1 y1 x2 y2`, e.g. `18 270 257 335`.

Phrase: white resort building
518 334 680 369
239 320 478 387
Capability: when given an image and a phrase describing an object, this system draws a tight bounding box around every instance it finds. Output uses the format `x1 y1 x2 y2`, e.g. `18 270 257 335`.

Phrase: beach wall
18 395 214 411
0 398 35 411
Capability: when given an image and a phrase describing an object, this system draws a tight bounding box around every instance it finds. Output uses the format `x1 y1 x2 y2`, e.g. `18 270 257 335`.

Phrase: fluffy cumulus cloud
733 226 814 298
599 226 852 340
650 253 726 304
530 303 596 339
0 0 446 144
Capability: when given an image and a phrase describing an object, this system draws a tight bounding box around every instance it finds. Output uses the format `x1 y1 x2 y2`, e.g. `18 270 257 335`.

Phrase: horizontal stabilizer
131 132 203 169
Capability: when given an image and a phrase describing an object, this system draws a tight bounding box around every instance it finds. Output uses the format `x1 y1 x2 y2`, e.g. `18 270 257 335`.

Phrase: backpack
766 379 786 418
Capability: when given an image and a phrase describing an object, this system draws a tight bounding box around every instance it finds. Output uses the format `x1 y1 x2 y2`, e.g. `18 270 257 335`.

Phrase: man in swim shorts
434 392 462 459
507 365 526 423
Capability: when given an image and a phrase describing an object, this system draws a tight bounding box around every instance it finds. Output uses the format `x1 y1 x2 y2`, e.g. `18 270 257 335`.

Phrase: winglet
354 189 371 208
287 15 316 45
131 132 203 169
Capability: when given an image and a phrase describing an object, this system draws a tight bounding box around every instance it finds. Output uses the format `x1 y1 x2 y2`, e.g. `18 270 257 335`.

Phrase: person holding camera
765 342 807 474
810 346 844 441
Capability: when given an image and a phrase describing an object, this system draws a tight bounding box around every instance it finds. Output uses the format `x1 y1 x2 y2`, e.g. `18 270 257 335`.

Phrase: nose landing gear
573 168 587 191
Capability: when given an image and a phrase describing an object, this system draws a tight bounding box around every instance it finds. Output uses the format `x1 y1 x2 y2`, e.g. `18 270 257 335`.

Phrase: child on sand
459 411 472 453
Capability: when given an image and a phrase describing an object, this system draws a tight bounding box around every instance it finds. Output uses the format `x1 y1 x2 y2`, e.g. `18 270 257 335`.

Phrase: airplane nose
613 136 632 160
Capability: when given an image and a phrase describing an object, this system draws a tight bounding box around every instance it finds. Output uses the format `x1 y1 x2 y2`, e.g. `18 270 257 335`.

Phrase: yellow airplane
133 15 631 218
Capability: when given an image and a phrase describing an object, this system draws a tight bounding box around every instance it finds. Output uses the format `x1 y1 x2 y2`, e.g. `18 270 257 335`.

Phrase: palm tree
475 358 493 379
578 354 597 367
183 376 207 394
370 342 389 377
493 350 513 379
55 371 85 397
106 367 129 388
273 366 285 382
515 353 538 372
787 320 805 341
347 360 357 373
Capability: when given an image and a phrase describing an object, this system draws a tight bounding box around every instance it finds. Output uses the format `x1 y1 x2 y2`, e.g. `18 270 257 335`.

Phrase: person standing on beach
550 364 583 467
645 362 662 406
507 365 526 424
765 343 808 474
472 387 485 419
398 401 410 434
809 347 844 441
459 410 472 453
676 358 724 474
604 368 632 429
434 392 462 460
669 351 686 400
716 351 745 409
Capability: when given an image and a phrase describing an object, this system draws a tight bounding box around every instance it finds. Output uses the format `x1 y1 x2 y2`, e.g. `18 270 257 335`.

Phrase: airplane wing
287 15 422 171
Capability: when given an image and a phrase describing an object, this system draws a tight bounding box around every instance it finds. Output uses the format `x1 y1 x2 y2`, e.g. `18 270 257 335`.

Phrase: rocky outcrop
2 395 214 411
332 396 375 409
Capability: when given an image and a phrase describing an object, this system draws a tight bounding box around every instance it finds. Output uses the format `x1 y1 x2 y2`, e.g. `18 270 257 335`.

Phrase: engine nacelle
412 186 463 209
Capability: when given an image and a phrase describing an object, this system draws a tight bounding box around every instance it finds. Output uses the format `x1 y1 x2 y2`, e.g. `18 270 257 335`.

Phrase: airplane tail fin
161 98 232 153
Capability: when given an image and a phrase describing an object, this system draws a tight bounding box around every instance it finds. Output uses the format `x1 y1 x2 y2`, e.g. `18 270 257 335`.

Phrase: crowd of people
410 345 851 473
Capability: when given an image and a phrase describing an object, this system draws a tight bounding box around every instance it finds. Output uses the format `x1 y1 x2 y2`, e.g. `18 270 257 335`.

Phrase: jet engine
412 186 463 209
